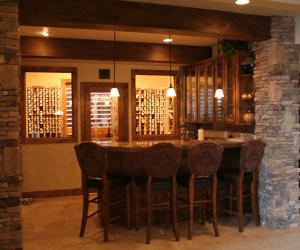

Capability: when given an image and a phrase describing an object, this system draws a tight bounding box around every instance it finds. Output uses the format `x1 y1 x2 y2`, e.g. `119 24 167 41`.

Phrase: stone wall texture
0 0 22 249
254 16 300 228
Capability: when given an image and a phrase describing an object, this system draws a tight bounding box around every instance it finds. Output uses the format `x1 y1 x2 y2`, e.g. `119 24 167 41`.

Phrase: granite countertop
94 139 245 152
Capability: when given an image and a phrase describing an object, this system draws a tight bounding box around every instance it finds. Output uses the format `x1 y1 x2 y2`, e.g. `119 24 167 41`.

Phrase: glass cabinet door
185 67 197 121
206 63 214 121
215 58 224 122
225 57 235 122
198 65 205 121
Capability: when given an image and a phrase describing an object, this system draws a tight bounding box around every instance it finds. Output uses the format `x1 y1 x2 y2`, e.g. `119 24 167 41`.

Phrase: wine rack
90 92 111 139
65 84 72 129
136 89 174 136
26 87 63 138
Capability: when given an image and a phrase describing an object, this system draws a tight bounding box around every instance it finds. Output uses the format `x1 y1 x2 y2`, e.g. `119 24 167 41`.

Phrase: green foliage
220 40 252 57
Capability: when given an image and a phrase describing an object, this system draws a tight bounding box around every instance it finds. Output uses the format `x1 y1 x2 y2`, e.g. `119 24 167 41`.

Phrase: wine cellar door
81 83 128 142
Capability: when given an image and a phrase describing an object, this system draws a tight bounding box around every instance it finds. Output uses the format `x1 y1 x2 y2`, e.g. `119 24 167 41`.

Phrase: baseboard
22 188 82 198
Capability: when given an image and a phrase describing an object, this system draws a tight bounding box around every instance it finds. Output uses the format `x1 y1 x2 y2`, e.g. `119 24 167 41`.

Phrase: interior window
23 70 77 142
135 75 175 137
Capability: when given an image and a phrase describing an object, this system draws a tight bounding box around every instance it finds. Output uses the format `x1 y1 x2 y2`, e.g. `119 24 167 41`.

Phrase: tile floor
22 195 300 250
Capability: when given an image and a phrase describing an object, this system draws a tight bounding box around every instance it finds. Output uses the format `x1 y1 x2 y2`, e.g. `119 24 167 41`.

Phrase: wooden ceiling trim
20 37 212 63
19 0 270 41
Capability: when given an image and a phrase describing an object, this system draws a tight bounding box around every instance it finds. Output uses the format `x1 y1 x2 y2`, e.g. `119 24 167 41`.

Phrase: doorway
80 82 129 141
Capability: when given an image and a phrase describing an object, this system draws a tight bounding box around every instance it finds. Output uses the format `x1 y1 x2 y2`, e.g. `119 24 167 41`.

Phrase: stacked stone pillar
0 0 22 249
254 16 300 228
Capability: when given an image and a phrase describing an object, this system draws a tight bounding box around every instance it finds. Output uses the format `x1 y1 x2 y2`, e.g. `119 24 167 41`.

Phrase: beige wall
26 72 71 88
136 75 173 89
21 143 80 192
21 58 180 192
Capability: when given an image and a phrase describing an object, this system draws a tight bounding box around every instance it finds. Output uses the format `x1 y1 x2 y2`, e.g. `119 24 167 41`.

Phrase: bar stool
74 142 131 241
220 139 266 232
135 143 181 244
177 142 224 239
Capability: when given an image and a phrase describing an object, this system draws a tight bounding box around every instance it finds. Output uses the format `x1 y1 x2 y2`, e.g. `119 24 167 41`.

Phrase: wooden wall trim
21 37 212 64
20 0 270 41
22 189 82 199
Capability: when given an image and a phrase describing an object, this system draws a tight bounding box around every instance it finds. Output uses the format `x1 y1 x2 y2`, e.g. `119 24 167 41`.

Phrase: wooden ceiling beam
19 0 270 41
20 37 212 64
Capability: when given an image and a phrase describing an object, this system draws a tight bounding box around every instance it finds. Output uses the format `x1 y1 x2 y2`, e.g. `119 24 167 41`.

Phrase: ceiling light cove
235 0 250 5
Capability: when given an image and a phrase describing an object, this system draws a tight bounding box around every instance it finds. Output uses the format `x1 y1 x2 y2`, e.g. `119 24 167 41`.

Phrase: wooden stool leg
172 176 179 241
126 184 131 229
188 175 194 240
212 174 219 237
166 192 170 228
229 184 233 216
200 187 206 225
79 187 89 237
250 171 260 226
146 177 152 244
135 186 140 231
237 171 244 233
103 177 110 242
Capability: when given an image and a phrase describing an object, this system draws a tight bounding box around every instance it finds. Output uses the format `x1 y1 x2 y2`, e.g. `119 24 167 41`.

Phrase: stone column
0 0 22 249
254 16 300 228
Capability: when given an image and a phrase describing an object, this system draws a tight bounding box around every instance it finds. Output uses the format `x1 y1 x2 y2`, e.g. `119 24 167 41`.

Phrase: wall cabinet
182 51 254 125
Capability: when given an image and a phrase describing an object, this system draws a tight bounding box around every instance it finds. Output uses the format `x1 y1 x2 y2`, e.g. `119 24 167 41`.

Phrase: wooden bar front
96 139 243 226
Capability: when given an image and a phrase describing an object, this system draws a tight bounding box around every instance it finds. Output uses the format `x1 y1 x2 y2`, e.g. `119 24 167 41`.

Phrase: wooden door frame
131 69 180 141
80 82 129 142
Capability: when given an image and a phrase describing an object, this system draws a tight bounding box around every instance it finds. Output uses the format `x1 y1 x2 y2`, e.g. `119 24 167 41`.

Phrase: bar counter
94 139 244 177
92 139 245 226
96 138 244 151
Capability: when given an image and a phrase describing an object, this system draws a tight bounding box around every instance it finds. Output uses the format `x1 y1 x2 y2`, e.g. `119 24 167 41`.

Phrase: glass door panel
226 58 234 122
206 63 214 121
90 92 116 141
198 65 205 121
185 68 197 121
215 59 224 121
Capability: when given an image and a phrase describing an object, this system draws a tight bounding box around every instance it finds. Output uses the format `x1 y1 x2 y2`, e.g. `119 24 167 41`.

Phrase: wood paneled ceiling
125 0 300 16
19 0 270 41
20 27 217 47
19 0 279 63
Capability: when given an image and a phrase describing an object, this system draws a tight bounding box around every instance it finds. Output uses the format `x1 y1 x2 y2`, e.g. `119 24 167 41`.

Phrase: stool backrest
144 143 181 178
187 142 224 177
74 142 107 178
240 139 266 172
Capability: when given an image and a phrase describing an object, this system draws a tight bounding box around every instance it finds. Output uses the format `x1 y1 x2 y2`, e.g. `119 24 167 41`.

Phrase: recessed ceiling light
40 28 49 37
235 0 250 5
163 38 173 43
41 31 49 37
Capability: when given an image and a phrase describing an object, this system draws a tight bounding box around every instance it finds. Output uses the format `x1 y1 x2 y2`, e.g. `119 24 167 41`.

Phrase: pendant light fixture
166 34 176 97
214 39 224 99
110 30 120 97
